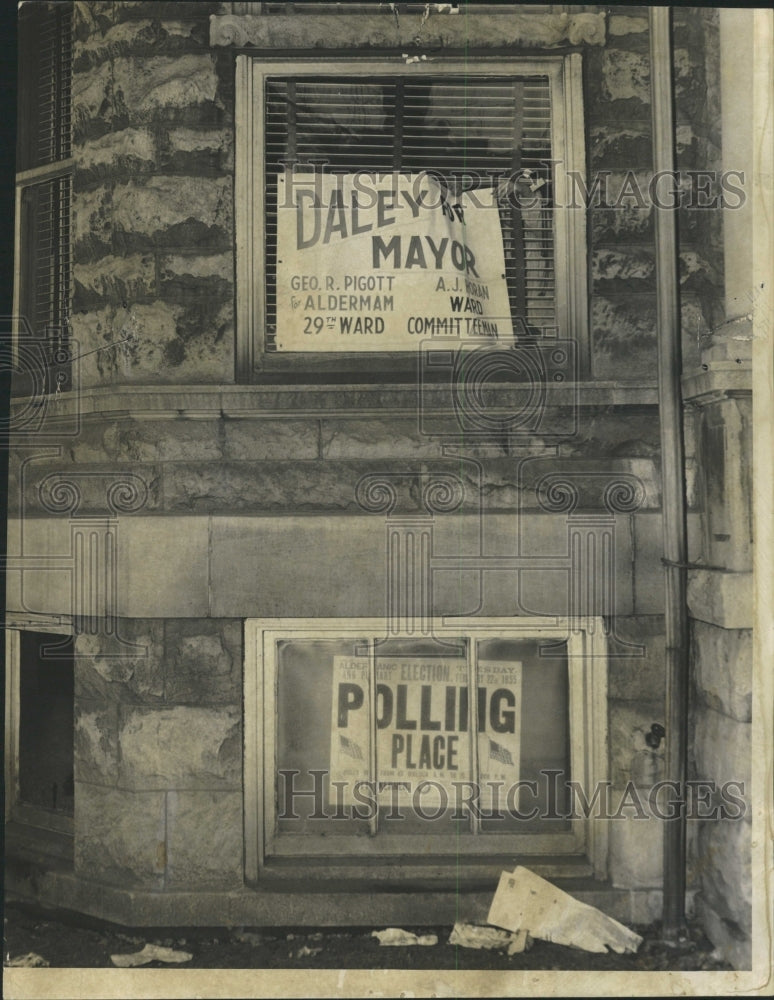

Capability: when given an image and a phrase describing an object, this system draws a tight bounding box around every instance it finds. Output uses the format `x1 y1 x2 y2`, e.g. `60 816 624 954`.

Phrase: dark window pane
18 631 75 817
477 637 571 833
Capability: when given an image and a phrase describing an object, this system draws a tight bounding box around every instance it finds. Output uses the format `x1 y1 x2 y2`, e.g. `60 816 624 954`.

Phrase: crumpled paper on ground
487 866 643 955
448 922 531 954
6 952 50 967
110 943 193 967
372 928 438 947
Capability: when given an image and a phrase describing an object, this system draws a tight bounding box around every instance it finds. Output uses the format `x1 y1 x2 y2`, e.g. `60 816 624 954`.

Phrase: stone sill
5 820 74 869
11 381 660 422
683 366 753 404
6 866 670 928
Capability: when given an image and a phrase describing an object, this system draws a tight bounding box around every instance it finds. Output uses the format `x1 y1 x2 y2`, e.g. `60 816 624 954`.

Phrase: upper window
236 56 588 379
15 1 73 396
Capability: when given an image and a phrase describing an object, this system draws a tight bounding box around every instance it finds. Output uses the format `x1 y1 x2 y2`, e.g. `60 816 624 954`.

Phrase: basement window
245 618 608 879
5 626 75 834
235 56 587 378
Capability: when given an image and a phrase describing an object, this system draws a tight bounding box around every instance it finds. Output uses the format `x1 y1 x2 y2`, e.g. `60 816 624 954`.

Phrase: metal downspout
649 6 690 940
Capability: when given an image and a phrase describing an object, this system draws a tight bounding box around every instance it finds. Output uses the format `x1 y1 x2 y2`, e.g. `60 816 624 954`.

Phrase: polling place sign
329 655 522 807
275 172 514 351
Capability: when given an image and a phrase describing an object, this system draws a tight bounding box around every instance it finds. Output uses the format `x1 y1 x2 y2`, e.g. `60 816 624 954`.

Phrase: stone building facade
5 2 764 971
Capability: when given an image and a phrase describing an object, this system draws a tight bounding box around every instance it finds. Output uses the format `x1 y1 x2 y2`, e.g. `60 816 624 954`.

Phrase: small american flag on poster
489 738 514 767
339 733 364 761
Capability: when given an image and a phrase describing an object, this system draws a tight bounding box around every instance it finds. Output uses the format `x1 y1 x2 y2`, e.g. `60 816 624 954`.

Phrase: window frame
235 54 588 381
4 614 76 838
244 616 608 881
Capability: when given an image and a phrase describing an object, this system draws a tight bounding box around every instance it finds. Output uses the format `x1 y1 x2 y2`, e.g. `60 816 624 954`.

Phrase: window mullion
368 637 378 836
467 638 481 835
393 80 404 172
509 81 526 327
286 80 297 167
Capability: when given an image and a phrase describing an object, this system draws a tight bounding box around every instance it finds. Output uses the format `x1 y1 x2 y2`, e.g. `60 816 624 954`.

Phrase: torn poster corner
487 866 643 955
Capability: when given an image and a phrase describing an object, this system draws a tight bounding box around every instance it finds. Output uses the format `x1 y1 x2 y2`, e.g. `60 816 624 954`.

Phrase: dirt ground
3 899 732 972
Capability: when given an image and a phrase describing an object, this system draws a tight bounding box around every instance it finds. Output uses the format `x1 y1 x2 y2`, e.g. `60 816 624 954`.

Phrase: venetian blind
264 75 556 352
17 2 73 385
18 3 73 170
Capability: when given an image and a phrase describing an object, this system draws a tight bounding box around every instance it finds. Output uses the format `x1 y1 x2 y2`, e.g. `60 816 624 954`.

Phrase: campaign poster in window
329 655 522 810
275 172 515 351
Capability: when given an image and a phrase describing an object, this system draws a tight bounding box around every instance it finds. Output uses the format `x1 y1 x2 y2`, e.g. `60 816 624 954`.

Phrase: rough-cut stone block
609 701 666 789
555 407 661 460
75 301 234 387
111 54 221 122
113 2 217 22
607 616 666 702
679 249 722 295
590 124 651 170
691 621 752 722
110 175 232 242
222 419 319 461
673 46 711 121
459 454 661 513
321 418 448 461
157 126 234 174
591 296 657 381
696 818 752 935
74 18 211 72
158 250 231 283
118 705 241 790
74 783 166 888
601 49 651 106
680 298 722 375
675 123 722 171
687 569 753 629
75 128 156 183
74 702 119 784
73 254 157 310
164 619 242 705
692 707 751 811
72 186 114 260
75 622 165 703
102 418 224 463
157 253 232 309
592 248 656 293
72 60 115 140
165 790 243 889
590 171 654 243
608 793 663 889
162 460 422 514
608 14 648 37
